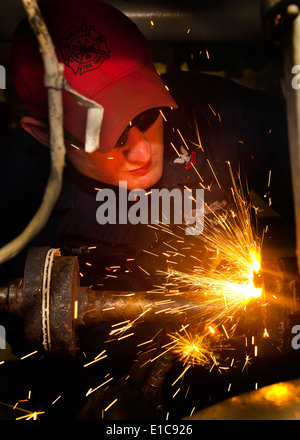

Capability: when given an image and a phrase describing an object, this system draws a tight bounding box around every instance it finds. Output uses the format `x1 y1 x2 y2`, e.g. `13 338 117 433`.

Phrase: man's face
66 113 164 190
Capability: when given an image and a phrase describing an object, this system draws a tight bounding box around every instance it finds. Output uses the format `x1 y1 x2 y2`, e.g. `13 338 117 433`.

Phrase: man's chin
126 170 163 190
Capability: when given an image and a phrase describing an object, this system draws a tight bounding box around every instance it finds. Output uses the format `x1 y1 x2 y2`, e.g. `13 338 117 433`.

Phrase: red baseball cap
10 0 177 153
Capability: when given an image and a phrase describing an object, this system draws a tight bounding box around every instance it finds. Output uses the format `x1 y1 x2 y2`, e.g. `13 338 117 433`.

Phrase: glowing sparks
51 395 62 405
15 410 45 420
0 400 45 420
166 248 262 326
169 328 216 368
20 350 38 360
86 377 114 396
104 398 118 412
140 157 267 387
83 350 107 367
74 300 78 320
163 162 264 328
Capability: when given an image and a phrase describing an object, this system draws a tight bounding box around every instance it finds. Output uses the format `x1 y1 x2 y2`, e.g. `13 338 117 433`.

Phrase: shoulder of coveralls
160 72 289 207
160 71 267 164
161 71 286 117
162 71 255 105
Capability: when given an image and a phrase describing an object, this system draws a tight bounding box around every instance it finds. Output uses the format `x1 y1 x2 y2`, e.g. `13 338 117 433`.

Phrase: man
0 0 295 419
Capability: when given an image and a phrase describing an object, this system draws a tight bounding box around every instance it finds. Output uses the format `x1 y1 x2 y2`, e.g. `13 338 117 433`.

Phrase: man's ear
21 116 50 147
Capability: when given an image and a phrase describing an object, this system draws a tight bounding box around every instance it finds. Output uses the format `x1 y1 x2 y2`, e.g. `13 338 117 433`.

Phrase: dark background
0 0 297 421
0 0 284 143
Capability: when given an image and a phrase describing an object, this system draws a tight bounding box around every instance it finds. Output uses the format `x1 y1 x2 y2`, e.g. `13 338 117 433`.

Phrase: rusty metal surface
48 255 79 356
77 288 218 326
187 378 300 420
142 350 174 396
0 278 23 315
0 247 79 356
22 247 51 352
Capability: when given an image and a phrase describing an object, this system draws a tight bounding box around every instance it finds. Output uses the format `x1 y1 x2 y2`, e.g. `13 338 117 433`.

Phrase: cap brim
63 64 177 153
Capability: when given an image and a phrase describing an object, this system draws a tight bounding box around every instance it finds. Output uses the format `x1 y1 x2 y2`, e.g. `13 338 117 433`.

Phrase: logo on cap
59 24 110 75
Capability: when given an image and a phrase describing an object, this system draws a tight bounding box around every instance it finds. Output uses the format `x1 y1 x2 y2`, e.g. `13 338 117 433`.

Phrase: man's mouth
129 159 152 174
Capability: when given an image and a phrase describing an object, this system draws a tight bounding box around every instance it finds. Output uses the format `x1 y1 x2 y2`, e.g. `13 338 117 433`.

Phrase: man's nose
123 127 152 164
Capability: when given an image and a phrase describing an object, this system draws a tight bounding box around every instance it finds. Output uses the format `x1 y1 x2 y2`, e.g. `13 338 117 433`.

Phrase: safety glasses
65 107 162 150
115 107 162 147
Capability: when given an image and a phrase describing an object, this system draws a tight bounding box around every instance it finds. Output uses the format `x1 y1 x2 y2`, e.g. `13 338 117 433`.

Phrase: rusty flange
22 247 79 356
47 254 79 355
22 247 57 353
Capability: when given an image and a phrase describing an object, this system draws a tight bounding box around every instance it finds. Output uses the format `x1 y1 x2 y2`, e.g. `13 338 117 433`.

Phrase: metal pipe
77 287 216 326
0 0 264 43
282 6 300 273
0 279 217 324
1 248 299 356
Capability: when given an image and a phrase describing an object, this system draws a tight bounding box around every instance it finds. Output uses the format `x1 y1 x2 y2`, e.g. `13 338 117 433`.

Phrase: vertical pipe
283 5 300 272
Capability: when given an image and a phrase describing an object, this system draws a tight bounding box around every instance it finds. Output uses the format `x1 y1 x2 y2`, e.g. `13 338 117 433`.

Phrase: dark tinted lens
132 108 161 132
115 126 131 147
115 108 161 147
